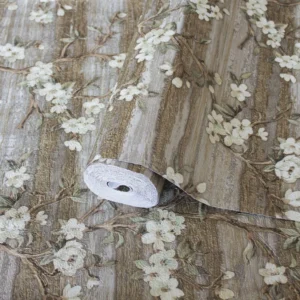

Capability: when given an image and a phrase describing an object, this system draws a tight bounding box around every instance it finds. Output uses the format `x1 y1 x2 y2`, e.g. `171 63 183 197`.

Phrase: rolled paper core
84 161 165 208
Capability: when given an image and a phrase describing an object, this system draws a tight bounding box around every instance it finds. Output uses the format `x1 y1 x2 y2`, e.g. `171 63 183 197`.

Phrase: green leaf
280 228 300 236
184 263 199 276
134 260 149 269
241 72 252 79
115 232 124 249
130 270 144 280
130 217 147 223
177 239 192 259
70 196 87 203
0 195 14 208
283 236 299 250
102 232 115 244
39 254 55 266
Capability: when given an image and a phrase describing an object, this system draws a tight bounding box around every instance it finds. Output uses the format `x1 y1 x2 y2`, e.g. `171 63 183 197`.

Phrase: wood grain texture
0 0 300 299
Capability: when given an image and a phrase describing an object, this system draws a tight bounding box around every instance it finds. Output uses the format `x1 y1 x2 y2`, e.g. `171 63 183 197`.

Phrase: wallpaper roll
84 161 163 208
83 0 300 220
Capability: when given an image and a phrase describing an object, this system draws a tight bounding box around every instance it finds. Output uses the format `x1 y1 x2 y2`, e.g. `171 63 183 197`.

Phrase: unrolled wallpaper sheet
1 0 300 299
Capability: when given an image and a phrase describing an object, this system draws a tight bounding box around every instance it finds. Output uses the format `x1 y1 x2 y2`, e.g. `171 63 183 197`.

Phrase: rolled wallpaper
82 0 300 219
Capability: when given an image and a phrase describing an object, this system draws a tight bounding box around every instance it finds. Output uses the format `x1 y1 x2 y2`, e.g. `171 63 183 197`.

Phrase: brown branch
17 94 42 129
79 199 105 222
173 35 208 78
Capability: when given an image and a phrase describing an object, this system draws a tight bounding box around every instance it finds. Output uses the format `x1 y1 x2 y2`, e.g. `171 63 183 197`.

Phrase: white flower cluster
0 206 30 244
163 167 183 187
25 61 74 115
5 166 30 188
284 189 300 207
137 209 185 300
206 110 253 146
230 83 251 102
190 0 223 22
83 98 105 115
275 44 300 84
135 24 176 62
57 4 72 16
0 43 25 63
62 284 81 300
275 138 300 183
25 61 53 87
58 218 86 240
37 82 74 114
259 262 287 285
142 209 185 251
108 53 126 69
61 117 96 134
29 9 54 24
245 0 286 49
53 240 86 276
118 82 148 101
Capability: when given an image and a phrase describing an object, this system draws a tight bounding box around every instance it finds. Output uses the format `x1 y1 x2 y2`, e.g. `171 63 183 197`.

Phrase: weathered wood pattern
0 0 300 300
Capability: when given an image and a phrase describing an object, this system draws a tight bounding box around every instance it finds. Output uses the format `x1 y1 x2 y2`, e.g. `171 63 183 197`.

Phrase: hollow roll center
107 181 132 192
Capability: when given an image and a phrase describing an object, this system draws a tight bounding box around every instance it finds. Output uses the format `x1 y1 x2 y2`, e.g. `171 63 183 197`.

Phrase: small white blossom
159 62 174 76
60 218 86 240
0 43 25 62
26 61 53 87
163 167 183 187
118 83 148 101
62 117 96 134
149 278 184 300
222 271 235 280
230 118 253 140
246 0 267 17
0 206 30 243
279 138 300 155
284 189 300 207
29 9 54 24
141 220 176 251
206 110 226 144
83 98 105 115
135 24 176 62
275 155 300 183
117 12 127 18
5 206 30 228
285 210 300 222
275 55 299 69
256 18 276 35
57 8 65 16
172 77 183 88
257 127 268 141
108 53 126 69
142 264 170 282
280 73 296 83
196 182 207 193
62 284 81 300
215 288 235 299
87 278 101 289
5 167 30 188
0 216 20 243
35 211 48 225
64 140 82 152
259 263 287 285
149 249 178 271
8 3 18 10
230 83 251 102
53 240 86 276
